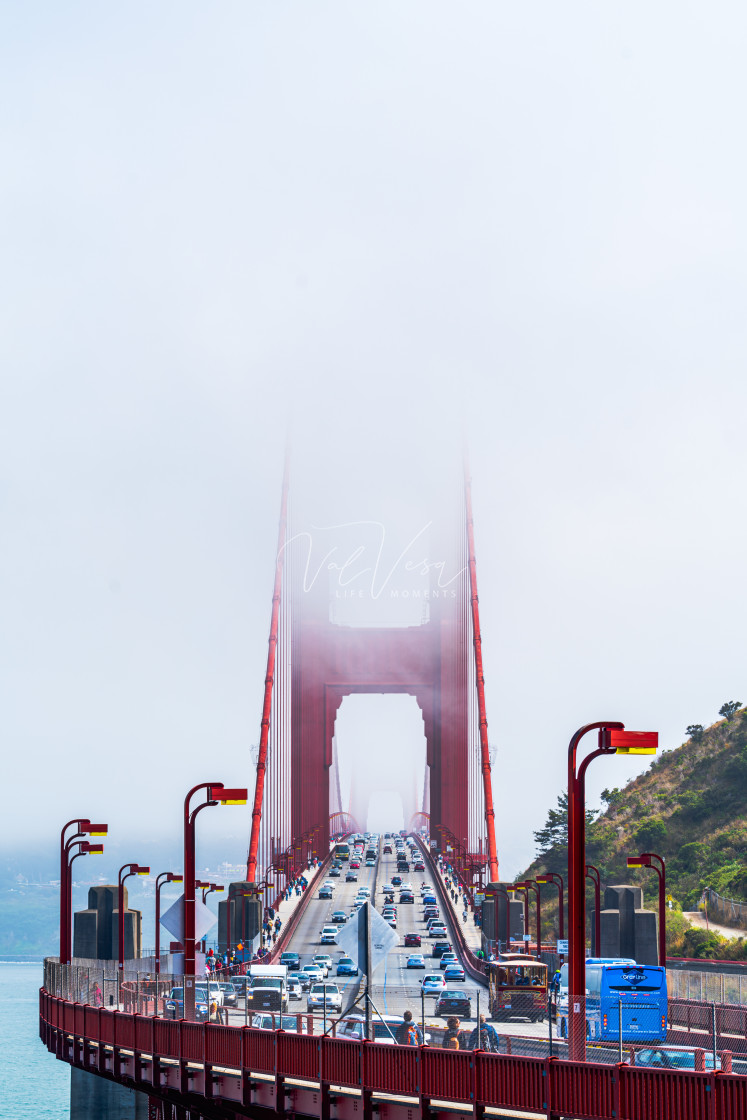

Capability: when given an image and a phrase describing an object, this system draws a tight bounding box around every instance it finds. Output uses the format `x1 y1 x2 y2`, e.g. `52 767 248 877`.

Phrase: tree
533 791 597 861
719 702 743 722
633 817 667 851
601 787 623 810
686 724 704 743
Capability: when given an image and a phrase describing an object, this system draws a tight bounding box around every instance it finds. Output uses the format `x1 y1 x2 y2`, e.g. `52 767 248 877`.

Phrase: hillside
520 704 747 957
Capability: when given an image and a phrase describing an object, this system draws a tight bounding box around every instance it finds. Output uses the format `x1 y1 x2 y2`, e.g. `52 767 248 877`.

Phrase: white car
422 973 446 995
357 886 371 897
320 926 338 944
307 983 342 1013
287 977 302 1001
313 954 333 975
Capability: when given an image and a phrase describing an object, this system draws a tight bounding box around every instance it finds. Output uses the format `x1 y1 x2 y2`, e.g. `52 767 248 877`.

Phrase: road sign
522 934 531 942
160 895 216 943
557 939 569 954
335 902 398 974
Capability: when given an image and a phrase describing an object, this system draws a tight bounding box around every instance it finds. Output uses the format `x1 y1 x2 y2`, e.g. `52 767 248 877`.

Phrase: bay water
3 962 70 1119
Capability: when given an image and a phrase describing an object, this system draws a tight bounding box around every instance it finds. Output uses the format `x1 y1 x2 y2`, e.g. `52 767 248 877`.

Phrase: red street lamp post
515 881 541 953
155 872 183 974
568 722 657 1061
67 841 105 959
513 884 530 947
118 863 150 972
183 784 247 1018
203 883 224 905
586 864 601 956
59 819 108 964
536 872 564 945
628 853 666 967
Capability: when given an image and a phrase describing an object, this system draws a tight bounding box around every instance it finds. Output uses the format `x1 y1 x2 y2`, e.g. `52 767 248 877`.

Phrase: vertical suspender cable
247 453 290 884
464 453 500 884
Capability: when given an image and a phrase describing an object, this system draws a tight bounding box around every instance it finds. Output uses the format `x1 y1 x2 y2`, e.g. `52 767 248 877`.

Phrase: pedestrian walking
443 1017 463 1049
394 1010 422 1046
467 1014 499 1052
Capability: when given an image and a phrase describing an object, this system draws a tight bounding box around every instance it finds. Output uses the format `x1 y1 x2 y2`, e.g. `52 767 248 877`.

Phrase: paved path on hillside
683 910 746 940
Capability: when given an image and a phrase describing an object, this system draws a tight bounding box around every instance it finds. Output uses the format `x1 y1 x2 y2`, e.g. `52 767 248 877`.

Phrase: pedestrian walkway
684 909 746 941
260 857 327 952
434 859 483 955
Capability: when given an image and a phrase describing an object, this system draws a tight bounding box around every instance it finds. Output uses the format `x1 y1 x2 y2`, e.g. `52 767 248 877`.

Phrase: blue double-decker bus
558 961 667 1043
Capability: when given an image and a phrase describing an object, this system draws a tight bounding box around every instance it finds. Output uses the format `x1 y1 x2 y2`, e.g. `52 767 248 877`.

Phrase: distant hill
520 704 747 958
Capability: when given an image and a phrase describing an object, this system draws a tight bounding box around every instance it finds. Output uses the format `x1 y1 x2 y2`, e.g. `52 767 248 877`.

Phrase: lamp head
168 874 183 884
209 786 248 806
86 823 108 836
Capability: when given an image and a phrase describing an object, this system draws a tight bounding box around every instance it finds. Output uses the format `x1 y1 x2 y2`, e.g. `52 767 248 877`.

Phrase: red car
414 862 425 871
350 861 361 869
404 932 422 947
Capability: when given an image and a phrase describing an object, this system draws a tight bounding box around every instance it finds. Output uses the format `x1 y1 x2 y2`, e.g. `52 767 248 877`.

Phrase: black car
391 875 402 886
329 867 341 877
345 871 358 882
280 952 301 970
432 941 452 959
399 891 415 903
435 989 471 1018
423 906 439 920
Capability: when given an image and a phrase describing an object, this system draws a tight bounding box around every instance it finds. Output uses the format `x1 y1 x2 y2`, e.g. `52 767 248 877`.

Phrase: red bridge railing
40 988 747 1120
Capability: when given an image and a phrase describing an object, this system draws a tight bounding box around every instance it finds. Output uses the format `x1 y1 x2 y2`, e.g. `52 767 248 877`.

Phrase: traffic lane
280 852 379 1006
222 854 379 1027
376 848 488 1028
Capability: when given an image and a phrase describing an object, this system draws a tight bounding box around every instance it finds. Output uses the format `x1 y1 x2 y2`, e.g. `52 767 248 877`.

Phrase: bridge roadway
260 840 546 1044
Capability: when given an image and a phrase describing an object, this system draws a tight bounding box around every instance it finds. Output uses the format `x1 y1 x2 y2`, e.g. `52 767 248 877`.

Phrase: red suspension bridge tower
246 458 499 900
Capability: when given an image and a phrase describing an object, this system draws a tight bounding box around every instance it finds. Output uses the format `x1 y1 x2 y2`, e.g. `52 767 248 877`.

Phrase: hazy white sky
2 3 746 880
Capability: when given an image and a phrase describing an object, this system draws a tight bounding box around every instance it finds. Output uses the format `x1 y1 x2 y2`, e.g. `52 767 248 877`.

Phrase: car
331 910 347 923
320 926 339 944
422 895 437 906
336 1015 430 1044
318 887 333 900
636 1047 721 1071
345 871 358 882
386 915 397 928
435 990 472 1018
414 863 425 872
391 875 402 886
357 886 372 897
349 861 361 869
299 965 324 984
251 1013 302 1032
423 906 439 919
314 954 333 974
163 987 209 1021
407 955 426 969
432 942 452 959
444 965 466 983
324 880 337 891
429 925 447 938
383 845 392 854
404 932 422 947
421 974 446 995
218 982 238 1007
336 956 358 976
307 983 343 1013
365 858 375 866
439 953 458 970
399 891 415 903
280 953 301 970
329 867 341 877
425 917 443 932
287 977 302 1001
